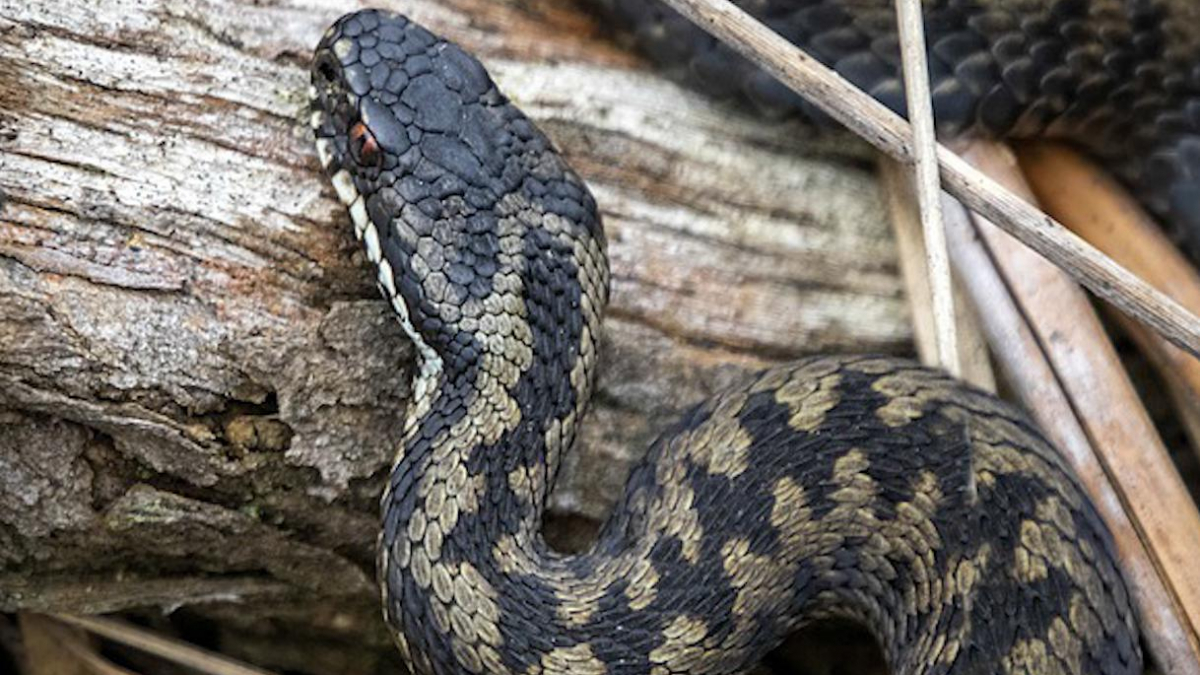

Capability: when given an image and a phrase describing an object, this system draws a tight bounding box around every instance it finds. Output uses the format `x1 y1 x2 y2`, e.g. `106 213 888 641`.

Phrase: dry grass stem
890 0 958 375
879 158 994 390
20 613 136 675
50 614 279 675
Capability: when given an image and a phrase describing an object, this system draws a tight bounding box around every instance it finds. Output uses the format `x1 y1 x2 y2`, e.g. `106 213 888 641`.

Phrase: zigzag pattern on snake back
308 6 1143 675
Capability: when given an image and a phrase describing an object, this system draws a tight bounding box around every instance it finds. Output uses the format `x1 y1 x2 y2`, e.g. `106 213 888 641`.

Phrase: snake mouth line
308 88 444 409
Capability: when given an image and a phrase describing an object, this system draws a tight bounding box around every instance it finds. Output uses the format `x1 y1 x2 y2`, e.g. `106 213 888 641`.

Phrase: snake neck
366 68 612 671
381 283 609 675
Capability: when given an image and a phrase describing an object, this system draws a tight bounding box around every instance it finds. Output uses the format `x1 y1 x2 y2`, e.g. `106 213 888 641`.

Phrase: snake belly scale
309 7 1142 675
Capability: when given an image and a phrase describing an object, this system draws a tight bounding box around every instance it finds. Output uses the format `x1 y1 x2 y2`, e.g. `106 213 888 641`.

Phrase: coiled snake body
308 3 1161 674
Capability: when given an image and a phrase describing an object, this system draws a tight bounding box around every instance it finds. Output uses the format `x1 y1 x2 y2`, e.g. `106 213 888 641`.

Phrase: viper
308 4 1154 674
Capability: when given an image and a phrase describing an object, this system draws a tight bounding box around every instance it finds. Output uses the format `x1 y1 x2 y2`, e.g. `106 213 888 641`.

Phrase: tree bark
0 0 907 670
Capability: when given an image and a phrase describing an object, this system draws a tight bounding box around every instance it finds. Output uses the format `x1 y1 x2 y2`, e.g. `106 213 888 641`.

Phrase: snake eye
349 121 382 167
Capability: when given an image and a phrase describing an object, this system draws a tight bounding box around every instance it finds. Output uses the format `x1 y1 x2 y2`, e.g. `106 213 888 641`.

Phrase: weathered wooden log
0 0 906 670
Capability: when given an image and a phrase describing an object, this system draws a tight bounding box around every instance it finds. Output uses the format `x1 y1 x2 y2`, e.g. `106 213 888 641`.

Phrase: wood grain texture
0 0 906 667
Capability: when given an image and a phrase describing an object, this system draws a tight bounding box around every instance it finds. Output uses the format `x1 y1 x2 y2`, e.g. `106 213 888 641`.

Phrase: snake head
310 10 607 393
310 11 443 192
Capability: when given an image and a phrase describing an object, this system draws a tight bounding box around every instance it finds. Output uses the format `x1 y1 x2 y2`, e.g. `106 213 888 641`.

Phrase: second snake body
599 0 1200 259
308 4 1151 675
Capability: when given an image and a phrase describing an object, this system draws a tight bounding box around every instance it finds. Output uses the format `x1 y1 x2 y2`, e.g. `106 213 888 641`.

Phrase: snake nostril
317 58 338 85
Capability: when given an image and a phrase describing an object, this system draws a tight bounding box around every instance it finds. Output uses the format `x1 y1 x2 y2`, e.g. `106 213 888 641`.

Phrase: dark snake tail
595 0 1200 260
310 8 1141 675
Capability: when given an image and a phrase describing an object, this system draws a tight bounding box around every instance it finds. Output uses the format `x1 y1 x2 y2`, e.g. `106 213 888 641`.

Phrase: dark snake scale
306 3 1167 674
